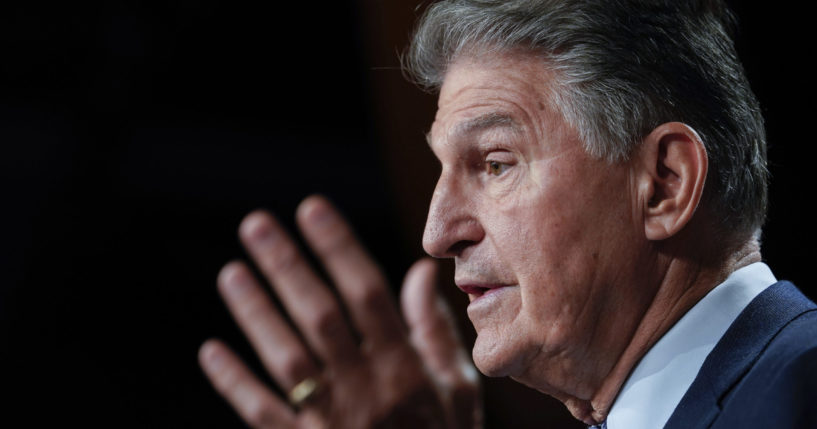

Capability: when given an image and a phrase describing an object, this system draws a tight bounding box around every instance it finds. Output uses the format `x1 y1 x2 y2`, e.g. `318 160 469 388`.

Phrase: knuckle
243 399 276 428
353 281 388 313
309 306 343 340
279 353 311 381
235 294 268 321
263 244 300 275
318 227 355 257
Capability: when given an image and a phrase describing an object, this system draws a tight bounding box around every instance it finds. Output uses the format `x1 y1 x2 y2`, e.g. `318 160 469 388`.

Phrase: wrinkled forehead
429 53 565 145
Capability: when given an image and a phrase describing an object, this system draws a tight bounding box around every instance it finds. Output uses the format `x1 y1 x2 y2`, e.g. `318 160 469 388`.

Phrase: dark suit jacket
665 281 817 428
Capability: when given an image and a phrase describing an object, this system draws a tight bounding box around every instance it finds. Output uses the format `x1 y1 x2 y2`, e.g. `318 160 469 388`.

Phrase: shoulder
667 281 817 429
715 307 817 428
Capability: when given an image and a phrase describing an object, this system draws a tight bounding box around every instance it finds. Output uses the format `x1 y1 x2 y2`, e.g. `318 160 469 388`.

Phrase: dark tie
588 422 607 429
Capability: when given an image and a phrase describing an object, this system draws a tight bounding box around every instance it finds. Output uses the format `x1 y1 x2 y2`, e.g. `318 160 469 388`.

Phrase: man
199 0 817 427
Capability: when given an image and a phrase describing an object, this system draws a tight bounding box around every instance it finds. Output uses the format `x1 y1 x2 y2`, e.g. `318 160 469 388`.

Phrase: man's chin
471 337 518 378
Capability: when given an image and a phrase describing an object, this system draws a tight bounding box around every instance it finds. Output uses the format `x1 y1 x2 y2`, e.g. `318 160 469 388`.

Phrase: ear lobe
638 122 708 240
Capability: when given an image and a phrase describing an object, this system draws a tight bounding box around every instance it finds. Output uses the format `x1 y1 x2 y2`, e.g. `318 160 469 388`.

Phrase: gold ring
288 376 321 407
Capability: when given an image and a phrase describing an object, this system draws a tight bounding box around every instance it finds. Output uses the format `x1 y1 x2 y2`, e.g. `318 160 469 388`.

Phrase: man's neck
585 239 762 424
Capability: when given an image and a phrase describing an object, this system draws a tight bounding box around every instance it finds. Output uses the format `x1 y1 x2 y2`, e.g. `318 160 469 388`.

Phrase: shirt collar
605 262 776 429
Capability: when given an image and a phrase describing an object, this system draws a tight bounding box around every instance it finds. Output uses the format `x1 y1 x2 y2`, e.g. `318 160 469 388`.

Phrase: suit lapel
664 281 816 429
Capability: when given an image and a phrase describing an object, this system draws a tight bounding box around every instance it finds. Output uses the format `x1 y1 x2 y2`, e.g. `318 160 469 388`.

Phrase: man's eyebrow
426 111 521 146
456 112 520 136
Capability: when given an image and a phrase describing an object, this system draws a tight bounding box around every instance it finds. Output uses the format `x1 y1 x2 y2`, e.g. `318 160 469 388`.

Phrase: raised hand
199 196 480 428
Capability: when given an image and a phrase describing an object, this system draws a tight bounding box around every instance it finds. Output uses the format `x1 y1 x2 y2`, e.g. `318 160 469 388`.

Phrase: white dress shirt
605 262 777 429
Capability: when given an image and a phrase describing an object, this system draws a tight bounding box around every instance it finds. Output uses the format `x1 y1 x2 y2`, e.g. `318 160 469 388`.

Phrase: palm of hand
199 196 480 428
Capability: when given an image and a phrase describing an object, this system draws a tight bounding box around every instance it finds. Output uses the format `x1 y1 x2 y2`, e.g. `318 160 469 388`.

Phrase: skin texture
423 52 759 425
201 51 761 427
423 53 658 421
199 196 480 428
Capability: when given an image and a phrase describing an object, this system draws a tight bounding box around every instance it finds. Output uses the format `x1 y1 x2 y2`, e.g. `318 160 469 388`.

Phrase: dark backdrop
1 2 813 427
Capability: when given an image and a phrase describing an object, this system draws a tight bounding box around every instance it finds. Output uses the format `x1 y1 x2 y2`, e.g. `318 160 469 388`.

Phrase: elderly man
199 0 816 428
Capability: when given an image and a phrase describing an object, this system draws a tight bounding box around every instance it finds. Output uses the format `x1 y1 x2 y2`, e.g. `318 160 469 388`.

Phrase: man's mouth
456 283 514 301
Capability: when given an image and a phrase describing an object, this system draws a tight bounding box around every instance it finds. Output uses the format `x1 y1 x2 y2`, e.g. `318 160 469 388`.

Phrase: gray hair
404 0 768 237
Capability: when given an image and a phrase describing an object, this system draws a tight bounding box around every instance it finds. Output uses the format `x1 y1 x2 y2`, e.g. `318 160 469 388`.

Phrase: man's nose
422 175 484 258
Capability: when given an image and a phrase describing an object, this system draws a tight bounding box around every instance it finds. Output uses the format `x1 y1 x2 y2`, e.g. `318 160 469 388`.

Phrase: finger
218 261 318 389
296 195 404 348
239 210 358 364
199 339 296 429
400 259 479 388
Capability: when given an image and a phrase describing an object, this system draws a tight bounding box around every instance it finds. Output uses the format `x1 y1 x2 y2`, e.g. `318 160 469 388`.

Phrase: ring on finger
288 376 322 408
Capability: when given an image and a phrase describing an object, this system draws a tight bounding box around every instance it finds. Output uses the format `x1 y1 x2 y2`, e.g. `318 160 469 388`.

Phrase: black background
1 1 813 427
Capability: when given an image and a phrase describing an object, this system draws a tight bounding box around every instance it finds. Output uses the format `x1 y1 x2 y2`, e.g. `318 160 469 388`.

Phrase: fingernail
202 342 225 372
220 264 252 298
242 213 280 245
304 200 334 228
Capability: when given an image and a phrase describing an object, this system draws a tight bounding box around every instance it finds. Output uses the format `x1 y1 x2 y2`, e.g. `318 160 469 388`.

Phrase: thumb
400 258 481 427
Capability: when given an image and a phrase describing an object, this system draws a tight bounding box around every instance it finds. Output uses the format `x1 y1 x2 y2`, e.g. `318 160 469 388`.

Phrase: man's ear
636 122 708 240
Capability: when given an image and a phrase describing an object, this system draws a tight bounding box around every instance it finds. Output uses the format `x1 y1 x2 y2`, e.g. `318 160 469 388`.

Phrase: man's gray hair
404 0 768 237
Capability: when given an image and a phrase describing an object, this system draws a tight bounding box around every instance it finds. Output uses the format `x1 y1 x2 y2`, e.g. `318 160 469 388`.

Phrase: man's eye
486 160 509 176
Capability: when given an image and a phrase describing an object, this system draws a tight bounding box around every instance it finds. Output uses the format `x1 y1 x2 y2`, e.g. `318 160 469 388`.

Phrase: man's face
423 53 651 396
